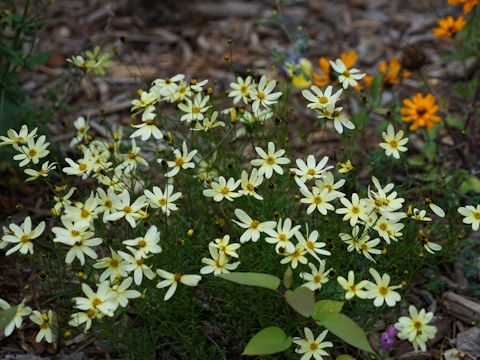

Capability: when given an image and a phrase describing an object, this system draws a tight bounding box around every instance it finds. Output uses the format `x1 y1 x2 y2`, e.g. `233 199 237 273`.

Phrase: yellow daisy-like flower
433 16 467 38
401 93 440 131
395 305 437 352
338 160 354 173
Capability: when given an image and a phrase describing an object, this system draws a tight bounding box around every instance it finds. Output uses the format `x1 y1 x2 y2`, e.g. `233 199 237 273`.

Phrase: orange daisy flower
432 16 467 37
401 93 441 130
364 57 411 87
312 51 358 87
448 0 480 13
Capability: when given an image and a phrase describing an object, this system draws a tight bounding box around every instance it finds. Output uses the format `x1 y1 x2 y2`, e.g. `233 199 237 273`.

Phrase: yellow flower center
138 240 147 248
123 206 132 213
20 234 29 243
173 273 181 282
389 139 399 148
342 70 350 77
128 151 136 159
473 212 480 220
110 259 119 267
306 241 314 250
104 200 112 208
313 275 323 283
265 156 275 165
324 184 332 192
71 230 80 237
79 163 88 171
175 158 184 167
313 196 323 204
92 297 102 306
86 309 96 318
136 258 144 265
379 223 388 231
192 106 200 114
146 119 154 125
351 206 360 214
278 233 287 242
247 183 254 191
309 342 318 351
159 198 167 206
413 320 423 330
240 85 248 94
28 149 37 157
250 220 259 229
81 208 90 218
307 168 316 176
220 187 230 195
257 92 266 100
318 96 328 104
378 286 388 295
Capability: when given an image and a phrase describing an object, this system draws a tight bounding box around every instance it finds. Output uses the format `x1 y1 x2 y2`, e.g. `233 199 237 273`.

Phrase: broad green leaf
320 313 375 354
446 117 464 130
283 266 292 289
219 272 280 290
312 300 344 320
285 286 314 317
25 50 54 68
459 176 480 194
423 141 436 161
336 355 356 360
335 354 355 360
407 155 424 167
242 326 292 355
0 306 17 333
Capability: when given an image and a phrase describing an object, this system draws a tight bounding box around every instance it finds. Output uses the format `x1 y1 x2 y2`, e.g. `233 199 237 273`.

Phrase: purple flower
380 325 398 351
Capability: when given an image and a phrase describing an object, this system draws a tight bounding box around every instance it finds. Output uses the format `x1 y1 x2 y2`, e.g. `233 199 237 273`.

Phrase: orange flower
447 0 480 13
380 58 411 86
432 16 467 37
363 58 411 88
401 93 441 130
312 51 358 87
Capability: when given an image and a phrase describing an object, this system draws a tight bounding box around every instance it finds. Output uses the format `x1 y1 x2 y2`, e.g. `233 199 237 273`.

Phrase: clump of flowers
395 306 438 352
1 7 478 354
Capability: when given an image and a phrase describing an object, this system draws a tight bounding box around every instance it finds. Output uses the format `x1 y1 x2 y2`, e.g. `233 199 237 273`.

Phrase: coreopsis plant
1 7 479 355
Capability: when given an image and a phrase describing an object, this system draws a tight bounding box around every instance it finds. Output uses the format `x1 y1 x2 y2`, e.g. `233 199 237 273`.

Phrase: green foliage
312 300 344 320
242 326 292 356
0 306 17 333
459 175 480 194
219 272 281 290
283 266 293 289
317 313 375 354
285 287 315 317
